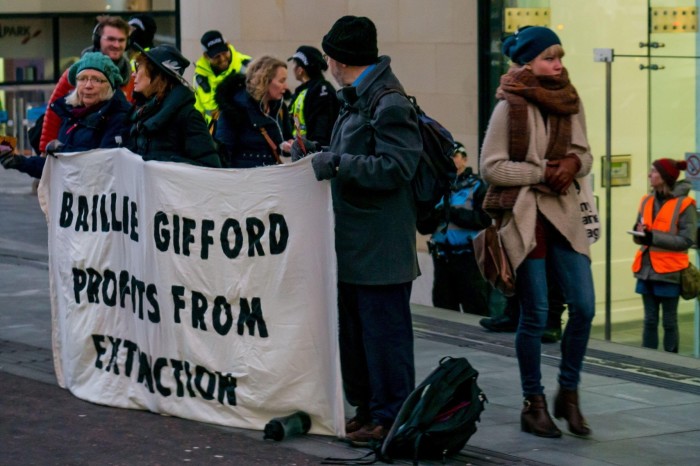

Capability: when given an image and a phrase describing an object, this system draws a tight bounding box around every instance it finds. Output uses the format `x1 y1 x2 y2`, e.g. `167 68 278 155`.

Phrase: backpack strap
367 87 403 118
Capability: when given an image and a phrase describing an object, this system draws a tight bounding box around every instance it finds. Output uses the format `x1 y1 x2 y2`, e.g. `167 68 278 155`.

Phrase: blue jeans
515 239 595 396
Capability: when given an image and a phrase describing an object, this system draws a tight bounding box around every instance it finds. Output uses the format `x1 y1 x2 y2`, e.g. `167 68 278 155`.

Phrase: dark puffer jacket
214 73 292 168
9 90 131 179
127 85 221 167
51 89 131 152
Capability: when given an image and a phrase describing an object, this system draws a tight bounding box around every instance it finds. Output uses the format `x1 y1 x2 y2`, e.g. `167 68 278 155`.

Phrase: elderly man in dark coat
293 16 422 445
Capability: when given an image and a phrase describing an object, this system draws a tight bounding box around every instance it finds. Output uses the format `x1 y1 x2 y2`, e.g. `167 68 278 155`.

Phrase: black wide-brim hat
134 43 191 89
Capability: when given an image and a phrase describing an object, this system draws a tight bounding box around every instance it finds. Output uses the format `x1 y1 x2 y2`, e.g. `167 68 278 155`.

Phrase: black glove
639 229 654 246
311 151 340 180
0 152 22 170
290 137 319 162
45 139 65 156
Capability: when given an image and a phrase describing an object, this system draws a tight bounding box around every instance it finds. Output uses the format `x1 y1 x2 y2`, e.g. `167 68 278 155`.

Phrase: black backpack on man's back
367 89 457 234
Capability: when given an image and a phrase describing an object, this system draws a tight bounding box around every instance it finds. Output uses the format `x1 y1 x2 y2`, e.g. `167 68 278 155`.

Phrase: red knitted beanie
653 158 687 186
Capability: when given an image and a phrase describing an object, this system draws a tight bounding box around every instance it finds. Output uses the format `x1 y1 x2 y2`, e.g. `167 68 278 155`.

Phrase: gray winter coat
328 56 423 285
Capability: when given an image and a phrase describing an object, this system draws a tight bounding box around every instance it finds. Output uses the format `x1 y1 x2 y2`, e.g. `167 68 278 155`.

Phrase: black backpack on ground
324 356 486 465
367 89 457 234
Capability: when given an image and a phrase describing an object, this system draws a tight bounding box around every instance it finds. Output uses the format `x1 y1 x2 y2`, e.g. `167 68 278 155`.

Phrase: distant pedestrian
632 159 696 353
426 142 491 315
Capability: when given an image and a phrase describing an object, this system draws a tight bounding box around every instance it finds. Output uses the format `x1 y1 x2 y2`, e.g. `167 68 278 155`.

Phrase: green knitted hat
68 52 123 89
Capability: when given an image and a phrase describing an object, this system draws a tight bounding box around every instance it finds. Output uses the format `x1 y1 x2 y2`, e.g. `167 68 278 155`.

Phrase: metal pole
17 97 25 155
595 48 615 341
604 59 612 341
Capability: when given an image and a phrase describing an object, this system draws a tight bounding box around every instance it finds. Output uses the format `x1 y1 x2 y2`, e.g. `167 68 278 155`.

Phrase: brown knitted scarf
483 66 580 215
498 66 580 161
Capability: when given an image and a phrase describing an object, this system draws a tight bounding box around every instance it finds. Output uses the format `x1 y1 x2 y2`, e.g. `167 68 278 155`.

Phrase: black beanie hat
322 16 378 66
128 14 157 49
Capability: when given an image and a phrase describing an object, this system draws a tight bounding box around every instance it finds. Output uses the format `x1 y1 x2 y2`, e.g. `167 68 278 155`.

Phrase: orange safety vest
632 194 695 273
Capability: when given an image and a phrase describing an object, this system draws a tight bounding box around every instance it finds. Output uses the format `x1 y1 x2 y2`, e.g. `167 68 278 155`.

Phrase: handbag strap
259 127 282 164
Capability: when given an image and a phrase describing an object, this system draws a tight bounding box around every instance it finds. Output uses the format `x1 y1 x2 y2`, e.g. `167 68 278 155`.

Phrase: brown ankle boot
554 387 591 436
521 395 562 438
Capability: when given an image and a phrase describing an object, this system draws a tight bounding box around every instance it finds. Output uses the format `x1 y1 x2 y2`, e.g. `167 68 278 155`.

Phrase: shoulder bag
473 220 515 297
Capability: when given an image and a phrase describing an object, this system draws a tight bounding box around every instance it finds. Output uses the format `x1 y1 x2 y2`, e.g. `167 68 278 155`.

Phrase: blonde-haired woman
214 55 293 168
480 26 595 438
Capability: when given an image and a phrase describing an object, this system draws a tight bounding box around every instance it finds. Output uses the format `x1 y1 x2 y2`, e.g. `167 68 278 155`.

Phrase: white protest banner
37 149 344 436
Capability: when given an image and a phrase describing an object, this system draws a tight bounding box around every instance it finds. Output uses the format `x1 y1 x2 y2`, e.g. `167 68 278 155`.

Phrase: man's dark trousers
337 281 415 427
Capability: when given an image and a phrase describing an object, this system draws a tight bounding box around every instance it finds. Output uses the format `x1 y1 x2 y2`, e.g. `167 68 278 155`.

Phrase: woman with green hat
127 44 221 167
0 52 131 178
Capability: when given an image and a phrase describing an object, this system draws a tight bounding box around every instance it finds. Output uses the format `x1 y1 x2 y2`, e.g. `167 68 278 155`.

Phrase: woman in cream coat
480 26 595 439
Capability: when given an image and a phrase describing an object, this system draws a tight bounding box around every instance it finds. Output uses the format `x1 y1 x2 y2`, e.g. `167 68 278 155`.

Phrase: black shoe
479 315 517 332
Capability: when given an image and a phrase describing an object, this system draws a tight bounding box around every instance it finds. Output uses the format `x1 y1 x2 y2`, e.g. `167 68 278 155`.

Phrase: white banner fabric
37 149 344 436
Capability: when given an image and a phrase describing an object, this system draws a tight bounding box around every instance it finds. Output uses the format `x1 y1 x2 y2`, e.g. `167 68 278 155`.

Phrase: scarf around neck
496 66 580 161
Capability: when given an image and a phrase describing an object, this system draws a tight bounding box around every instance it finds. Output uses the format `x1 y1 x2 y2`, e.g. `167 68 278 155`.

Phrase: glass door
648 1 699 356
553 0 699 356
485 0 700 356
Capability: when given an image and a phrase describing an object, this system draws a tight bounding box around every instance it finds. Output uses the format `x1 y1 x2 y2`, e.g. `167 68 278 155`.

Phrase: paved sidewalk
2 166 700 465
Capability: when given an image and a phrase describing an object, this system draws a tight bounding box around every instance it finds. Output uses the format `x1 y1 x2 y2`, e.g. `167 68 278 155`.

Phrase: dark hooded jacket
127 85 221 167
213 73 292 168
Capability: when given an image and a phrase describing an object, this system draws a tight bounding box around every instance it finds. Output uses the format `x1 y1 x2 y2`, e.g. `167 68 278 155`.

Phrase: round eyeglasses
77 76 108 85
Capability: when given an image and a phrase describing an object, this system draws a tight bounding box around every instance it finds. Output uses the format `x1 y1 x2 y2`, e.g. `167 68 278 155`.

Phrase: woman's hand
544 154 581 194
280 140 293 154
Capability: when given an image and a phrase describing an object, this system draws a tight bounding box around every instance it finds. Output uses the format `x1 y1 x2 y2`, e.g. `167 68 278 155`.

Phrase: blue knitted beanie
502 26 561 65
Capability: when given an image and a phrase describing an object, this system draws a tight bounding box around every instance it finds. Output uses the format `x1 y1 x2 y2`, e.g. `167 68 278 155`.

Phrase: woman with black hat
480 26 595 438
127 44 221 167
631 158 696 353
288 45 339 147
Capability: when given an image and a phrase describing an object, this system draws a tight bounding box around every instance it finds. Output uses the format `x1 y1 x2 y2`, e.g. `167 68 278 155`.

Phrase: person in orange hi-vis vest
632 158 697 353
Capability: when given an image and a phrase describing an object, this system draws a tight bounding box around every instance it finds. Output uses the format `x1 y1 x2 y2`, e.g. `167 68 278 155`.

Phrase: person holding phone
632 158 696 353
